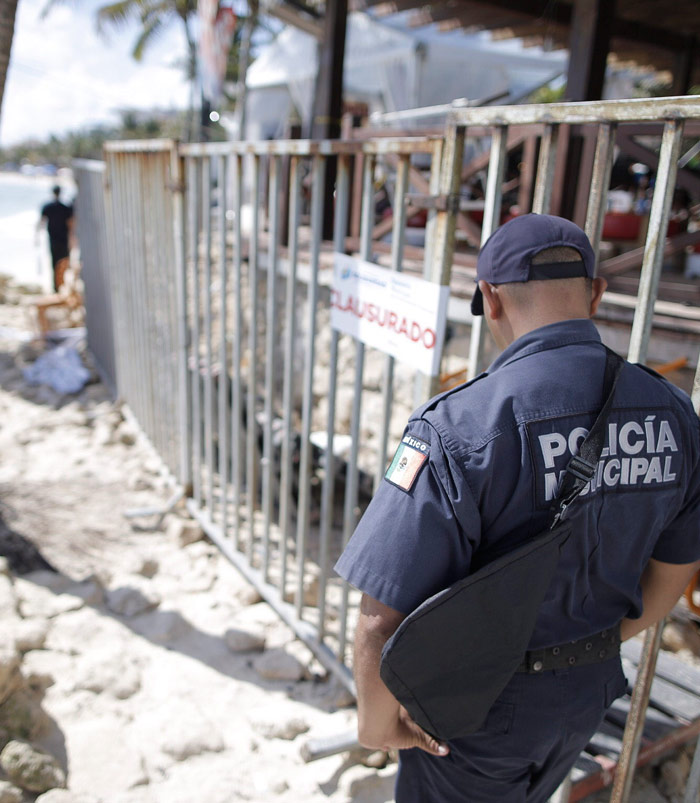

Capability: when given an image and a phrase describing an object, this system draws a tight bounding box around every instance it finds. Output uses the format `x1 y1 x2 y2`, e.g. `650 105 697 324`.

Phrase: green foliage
0 110 190 165
528 84 565 104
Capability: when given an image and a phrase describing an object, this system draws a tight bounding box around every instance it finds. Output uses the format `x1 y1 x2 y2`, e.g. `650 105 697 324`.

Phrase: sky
1 0 191 146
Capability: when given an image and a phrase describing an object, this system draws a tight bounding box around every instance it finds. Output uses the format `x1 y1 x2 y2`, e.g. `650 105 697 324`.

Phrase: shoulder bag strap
550 347 624 528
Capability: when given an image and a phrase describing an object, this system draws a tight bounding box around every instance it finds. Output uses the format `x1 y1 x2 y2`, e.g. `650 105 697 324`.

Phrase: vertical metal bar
247 154 261 561
295 154 327 617
202 157 215 514
628 119 685 365
414 122 465 400
422 138 444 281
231 153 244 549
262 155 280 581
532 123 559 215
279 156 302 598
584 122 617 268
374 154 409 492
468 125 508 380
609 622 665 803
318 152 350 641
189 157 203 507
217 154 229 532
682 733 700 803
338 152 374 659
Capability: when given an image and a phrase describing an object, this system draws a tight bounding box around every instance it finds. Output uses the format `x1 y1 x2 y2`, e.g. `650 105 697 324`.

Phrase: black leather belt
517 625 621 673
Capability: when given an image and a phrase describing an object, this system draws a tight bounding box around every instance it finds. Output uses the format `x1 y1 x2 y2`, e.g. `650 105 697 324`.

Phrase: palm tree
0 0 19 120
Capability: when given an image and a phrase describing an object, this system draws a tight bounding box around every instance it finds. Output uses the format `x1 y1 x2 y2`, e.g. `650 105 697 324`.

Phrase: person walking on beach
335 214 700 802
37 185 73 291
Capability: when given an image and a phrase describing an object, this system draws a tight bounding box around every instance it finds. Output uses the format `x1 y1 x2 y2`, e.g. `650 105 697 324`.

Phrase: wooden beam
565 0 615 101
672 36 697 96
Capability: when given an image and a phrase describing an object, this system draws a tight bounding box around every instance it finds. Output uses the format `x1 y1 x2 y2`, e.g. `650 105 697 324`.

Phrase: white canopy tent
239 12 568 140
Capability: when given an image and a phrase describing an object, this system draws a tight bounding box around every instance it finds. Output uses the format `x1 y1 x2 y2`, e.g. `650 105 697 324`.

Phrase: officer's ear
589 277 607 317
479 281 503 320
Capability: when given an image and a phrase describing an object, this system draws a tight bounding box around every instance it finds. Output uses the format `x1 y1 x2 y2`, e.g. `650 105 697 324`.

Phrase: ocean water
0 173 74 291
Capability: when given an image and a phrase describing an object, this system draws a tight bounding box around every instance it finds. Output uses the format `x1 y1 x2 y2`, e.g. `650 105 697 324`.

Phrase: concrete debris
0 780 22 803
224 627 266 653
104 584 160 618
0 740 66 793
167 518 205 547
35 791 100 803
11 619 50 653
254 648 308 682
253 716 310 741
161 728 225 761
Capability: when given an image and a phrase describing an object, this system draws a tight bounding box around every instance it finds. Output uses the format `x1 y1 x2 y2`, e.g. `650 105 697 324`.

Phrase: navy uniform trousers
395 656 627 803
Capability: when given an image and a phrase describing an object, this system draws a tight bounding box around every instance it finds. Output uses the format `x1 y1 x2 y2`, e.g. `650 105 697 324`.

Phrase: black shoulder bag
379 348 624 741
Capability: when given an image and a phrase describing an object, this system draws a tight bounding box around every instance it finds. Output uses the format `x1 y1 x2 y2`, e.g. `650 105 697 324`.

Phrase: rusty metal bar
584 122 617 268
468 125 507 379
610 623 665 803
628 119 685 364
532 123 559 215
374 154 410 492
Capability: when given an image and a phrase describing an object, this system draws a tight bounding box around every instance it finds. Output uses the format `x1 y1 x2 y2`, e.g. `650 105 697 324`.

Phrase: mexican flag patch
384 434 430 493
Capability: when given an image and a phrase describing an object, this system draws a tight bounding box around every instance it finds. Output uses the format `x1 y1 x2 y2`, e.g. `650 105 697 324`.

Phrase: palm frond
132 15 165 60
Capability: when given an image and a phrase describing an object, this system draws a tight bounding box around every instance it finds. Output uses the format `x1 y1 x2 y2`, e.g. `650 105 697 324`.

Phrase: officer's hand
390 707 450 757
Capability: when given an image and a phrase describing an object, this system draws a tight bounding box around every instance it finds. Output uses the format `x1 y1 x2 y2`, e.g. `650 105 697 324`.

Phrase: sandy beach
0 284 698 803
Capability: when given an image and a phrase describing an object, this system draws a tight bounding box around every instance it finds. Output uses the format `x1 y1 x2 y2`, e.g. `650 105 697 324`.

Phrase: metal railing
94 95 700 802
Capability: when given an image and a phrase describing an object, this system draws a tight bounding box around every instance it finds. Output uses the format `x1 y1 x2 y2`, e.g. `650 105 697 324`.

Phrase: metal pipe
584 122 617 268
609 622 665 803
338 153 374 659
628 119 685 365
295 155 327 617
202 157 215 515
468 125 508 379
532 123 559 216
217 154 229 533
279 156 302 599
231 154 244 549
188 157 203 508
247 155 261 562
318 153 350 640
374 154 409 492
262 155 280 581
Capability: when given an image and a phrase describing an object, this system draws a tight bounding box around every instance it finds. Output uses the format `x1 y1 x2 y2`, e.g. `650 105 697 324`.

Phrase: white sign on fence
330 253 450 376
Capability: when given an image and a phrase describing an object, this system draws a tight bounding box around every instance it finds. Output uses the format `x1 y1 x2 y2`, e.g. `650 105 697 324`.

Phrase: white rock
161 728 225 761
11 619 50 652
105 585 160 617
0 558 10 577
253 716 309 741
62 577 104 607
224 627 266 653
0 740 66 793
132 610 191 644
253 648 307 682
0 645 21 705
35 791 99 803
236 586 263 606
167 518 204 547
15 581 84 619
0 575 18 621
135 558 159 579
337 763 397 802
116 423 138 446
0 780 22 803
92 421 114 447
73 659 141 700
0 687 51 742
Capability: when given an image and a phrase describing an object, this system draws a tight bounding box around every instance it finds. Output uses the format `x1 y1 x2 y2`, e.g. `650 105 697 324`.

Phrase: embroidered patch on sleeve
384 434 430 492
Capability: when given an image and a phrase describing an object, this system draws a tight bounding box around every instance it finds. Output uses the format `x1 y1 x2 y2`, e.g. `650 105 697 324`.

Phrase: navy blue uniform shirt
335 319 700 648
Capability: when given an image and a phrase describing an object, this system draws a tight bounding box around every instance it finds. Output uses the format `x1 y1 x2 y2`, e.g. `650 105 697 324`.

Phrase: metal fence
73 159 116 394
95 95 700 802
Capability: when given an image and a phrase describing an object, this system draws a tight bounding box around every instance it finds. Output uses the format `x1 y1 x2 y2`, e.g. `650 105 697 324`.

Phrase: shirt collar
487 319 602 373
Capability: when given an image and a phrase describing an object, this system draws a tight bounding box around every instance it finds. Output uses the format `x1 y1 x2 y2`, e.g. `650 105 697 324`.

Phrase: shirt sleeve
334 418 480 614
652 420 700 564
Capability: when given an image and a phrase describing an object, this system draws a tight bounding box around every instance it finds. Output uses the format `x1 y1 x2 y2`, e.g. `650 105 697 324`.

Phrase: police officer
335 214 700 802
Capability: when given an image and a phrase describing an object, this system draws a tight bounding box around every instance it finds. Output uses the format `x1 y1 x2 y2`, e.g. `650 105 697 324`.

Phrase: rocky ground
0 279 699 803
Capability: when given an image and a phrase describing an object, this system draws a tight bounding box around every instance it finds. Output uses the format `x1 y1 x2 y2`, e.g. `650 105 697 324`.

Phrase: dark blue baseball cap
471 213 595 315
